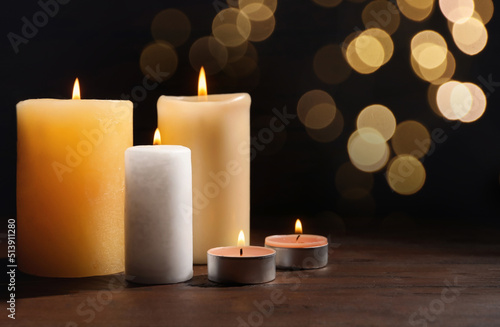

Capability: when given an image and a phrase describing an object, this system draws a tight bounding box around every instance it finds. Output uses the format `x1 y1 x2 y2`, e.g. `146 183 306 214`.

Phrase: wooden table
2 227 500 327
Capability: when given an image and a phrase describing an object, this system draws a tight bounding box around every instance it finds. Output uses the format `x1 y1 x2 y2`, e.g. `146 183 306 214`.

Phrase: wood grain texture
2 228 500 327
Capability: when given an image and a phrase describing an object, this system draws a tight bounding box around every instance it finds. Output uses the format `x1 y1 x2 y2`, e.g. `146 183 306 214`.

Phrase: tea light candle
265 219 328 270
207 231 276 284
124 130 193 284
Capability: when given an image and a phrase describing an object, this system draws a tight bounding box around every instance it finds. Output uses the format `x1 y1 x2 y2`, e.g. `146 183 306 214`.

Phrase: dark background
1 0 500 233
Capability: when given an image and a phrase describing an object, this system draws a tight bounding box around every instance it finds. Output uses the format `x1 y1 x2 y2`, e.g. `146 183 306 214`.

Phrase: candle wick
240 248 243 256
296 234 301 242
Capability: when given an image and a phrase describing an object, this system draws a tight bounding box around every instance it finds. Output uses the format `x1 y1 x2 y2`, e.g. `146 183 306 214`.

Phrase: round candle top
126 145 190 154
158 93 249 104
265 234 328 248
208 246 275 258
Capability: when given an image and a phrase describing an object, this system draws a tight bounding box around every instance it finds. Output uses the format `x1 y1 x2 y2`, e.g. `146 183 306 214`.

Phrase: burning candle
124 129 193 284
265 219 329 270
16 78 132 277
207 231 276 284
157 67 250 264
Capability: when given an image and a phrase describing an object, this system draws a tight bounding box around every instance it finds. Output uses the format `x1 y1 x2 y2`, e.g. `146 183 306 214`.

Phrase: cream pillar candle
125 132 193 284
16 79 132 277
157 68 250 264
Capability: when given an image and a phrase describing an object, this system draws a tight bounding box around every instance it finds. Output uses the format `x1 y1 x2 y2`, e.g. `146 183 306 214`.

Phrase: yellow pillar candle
157 68 250 264
16 79 133 277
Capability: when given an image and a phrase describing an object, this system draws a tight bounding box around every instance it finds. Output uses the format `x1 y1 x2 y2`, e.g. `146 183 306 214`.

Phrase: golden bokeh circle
411 30 448 70
411 49 456 84
452 16 488 55
224 41 259 77
391 121 431 159
313 44 352 84
212 8 251 47
427 84 443 117
363 28 394 65
436 81 473 120
226 41 250 63
397 0 434 22
357 104 396 141
345 35 379 74
297 90 337 129
189 36 228 75
459 82 487 123
244 10 276 42
345 29 393 74
474 0 494 24
306 109 344 142
151 9 191 47
348 127 390 172
240 2 274 21
352 142 390 173
386 155 426 195
439 0 474 23
240 0 278 13
362 0 400 35
140 42 178 81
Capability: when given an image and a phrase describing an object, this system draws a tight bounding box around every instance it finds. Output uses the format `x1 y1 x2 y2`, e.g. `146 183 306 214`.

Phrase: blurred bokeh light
438 0 474 23
212 8 251 47
391 121 431 159
356 104 396 141
140 42 178 81
397 0 435 22
151 9 191 47
313 44 352 84
189 36 228 75
362 0 400 35
297 90 337 130
452 15 488 55
386 155 426 195
345 28 393 74
348 127 390 172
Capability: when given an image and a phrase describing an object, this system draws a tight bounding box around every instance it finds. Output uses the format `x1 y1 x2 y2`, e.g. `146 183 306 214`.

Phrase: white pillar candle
157 69 250 264
125 141 193 284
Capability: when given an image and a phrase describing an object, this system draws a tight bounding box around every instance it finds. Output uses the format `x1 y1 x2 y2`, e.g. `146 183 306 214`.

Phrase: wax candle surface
265 235 328 248
17 99 132 277
157 93 250 264
125 145 193 284
208 246 275 257
207 246 276 284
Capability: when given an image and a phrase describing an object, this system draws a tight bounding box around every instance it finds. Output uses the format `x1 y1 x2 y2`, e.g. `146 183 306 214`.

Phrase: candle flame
295 219 303 234
72 78 81 100
153 128 161 145
237 230 245 247
198 66 207 98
